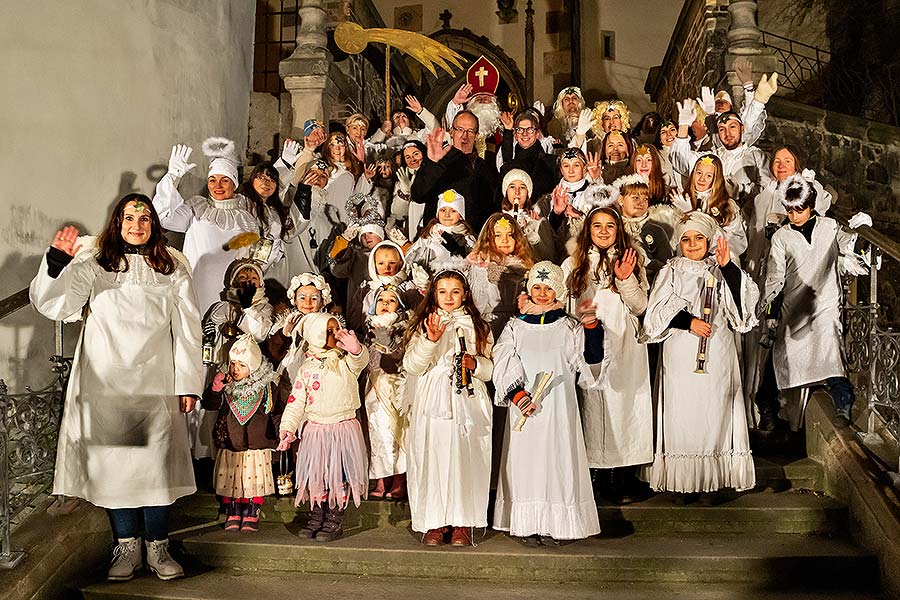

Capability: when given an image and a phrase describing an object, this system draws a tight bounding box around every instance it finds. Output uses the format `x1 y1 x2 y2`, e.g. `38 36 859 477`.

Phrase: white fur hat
437 189 466 219
776 173 816 210
502 169 533 200
526 261 567 300
675 210 719 245
203 137 239 186
287 272 332 306
573 182 620 214
612 173 649 191
229 334 262 372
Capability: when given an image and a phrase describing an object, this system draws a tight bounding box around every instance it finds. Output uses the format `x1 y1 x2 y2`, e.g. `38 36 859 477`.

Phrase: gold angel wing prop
334 22 465 77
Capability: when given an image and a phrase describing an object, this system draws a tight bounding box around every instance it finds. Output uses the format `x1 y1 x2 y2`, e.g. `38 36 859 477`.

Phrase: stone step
173 489 847 536
79 571 886 600
174 525 878 590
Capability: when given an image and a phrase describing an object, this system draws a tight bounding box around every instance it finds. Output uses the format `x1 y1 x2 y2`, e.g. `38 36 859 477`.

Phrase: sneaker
145 539 184 581
107 537 142 582
224 499 242 531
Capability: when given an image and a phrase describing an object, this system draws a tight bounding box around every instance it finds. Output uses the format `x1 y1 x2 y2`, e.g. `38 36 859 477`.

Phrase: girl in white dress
403 270 494 547
644 211 758 503
492 261 603 544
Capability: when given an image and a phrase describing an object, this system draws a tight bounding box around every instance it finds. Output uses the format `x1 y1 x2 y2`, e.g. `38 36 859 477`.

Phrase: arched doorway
423 28 527 123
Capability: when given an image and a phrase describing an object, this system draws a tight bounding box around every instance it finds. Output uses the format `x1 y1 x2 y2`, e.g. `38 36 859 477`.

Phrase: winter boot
315 505 345 542
386 473 407 500
298 503 326 539
107 537 142 581
224 499 242 531
450 526 472 547
145 539 185 580
241 501 263 532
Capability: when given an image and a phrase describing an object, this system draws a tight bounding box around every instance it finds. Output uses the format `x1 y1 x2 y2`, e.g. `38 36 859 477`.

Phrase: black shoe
315 506 345 542
757 412 777 433
672 492 700 506
298 503 326 539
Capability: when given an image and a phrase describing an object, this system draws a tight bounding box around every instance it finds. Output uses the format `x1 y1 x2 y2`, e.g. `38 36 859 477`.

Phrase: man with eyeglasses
496 110 557 202
410 110 499 231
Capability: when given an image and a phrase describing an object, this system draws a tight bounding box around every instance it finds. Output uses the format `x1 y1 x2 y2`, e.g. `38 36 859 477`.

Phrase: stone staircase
77 456 885 600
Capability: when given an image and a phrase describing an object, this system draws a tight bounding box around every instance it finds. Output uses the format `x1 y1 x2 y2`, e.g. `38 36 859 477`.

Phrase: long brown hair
688 154 734 227
470 212 534 267
325 131 363 179
97 194 175 275
239 162 293 240
403 270 491 356
598 129 635 164
629 143 667 203
567 207 628 297
418 217 473 238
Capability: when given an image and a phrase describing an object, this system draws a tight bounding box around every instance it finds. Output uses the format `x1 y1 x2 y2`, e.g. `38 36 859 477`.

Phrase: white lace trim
186 194 258 231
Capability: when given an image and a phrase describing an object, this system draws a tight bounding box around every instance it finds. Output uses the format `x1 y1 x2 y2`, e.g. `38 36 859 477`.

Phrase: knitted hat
777 173 816 210
359 222 386 241
303 119 323 136
437 189 466 219
287 272 332 306
224 258 265 289
368 284 407 315
675 210 718 244
298 312 337 350
202 137 239 186
572 182 620 214
229 334 262 372
502 169 533 199
526 261 567 299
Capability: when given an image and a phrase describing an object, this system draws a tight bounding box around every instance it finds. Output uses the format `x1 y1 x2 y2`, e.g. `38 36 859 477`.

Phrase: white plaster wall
580 0 683 118
0 0 255 391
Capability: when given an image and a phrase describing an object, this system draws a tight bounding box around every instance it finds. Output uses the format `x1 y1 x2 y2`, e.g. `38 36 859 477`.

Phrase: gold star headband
699 156 715 166
494 217 512 233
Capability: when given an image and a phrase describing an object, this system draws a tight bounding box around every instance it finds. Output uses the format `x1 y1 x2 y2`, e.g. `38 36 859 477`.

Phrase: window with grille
254 0 299 94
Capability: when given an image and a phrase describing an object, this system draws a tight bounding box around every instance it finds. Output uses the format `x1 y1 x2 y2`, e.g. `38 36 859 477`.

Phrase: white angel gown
492 316 601 540
562 250 653 469
29 243 203 508
643 256 759 493
403 309 494 533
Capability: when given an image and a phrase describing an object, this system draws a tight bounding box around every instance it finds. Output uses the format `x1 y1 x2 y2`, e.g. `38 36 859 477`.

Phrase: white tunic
30 250 203 508
644 257 758 493
491 316 601 540
403 310 494 533
562 251 653 469
762 217 855 389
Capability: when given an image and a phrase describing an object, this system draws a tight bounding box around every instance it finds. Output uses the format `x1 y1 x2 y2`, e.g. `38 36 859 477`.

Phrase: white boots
106 537 185 581
145 539 185 580
107 537 142 581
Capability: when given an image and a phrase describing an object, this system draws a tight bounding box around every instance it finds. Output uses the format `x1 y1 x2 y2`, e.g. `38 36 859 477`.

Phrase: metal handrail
0 285 68 569
760 30 831 96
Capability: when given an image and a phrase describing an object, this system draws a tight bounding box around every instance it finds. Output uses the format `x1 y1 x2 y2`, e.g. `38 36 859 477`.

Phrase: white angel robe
562 251 653 469
403 309 494 533
153 174 269 313
29 247 203 508
644 257 759 493
762 216 858 389
492 316 601 540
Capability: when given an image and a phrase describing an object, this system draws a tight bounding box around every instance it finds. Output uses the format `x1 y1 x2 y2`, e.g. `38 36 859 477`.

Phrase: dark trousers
107 505 170 542
755 353 855 415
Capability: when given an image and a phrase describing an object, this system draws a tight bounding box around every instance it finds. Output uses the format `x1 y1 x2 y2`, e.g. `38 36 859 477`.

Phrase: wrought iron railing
833 205 900 473
760 30 831 96
0 288 70 569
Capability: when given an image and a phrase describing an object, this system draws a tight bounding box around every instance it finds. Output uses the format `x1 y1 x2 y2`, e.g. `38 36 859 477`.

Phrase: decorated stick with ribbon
514 371 554 431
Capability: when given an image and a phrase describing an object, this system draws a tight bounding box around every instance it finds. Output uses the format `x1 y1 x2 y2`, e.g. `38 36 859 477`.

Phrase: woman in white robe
562 206 653 504
492 262 602 543
403 271 494 547
30 194 203 581
644 212 758 500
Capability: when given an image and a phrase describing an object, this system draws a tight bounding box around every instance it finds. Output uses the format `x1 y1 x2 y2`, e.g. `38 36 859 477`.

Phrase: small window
601 31 616 61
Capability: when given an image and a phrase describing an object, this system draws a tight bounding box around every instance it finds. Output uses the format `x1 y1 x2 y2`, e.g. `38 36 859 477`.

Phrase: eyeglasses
255 175 276 185
452 126 476 136
515 127 537 134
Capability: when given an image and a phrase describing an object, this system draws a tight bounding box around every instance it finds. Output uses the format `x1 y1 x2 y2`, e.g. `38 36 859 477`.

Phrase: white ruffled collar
186 193 258 231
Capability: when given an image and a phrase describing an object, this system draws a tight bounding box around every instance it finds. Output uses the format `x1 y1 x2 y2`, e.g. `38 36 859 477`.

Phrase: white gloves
388 227 408 246
840 254 869 276
754 73 779 104
801 168 816 181
411 263 430 290
848 212 873 229
576 109 593 136
671 192 693 214
167 144 196 181
696 87 715 114
676 99 697 127
343 223 361 240
532 100 545 116
281 139 301 166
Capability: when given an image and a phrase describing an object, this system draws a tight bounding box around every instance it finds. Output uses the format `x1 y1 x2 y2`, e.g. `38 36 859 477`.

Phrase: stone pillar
279 0 338 137
525 0 534 105
725 0 777 103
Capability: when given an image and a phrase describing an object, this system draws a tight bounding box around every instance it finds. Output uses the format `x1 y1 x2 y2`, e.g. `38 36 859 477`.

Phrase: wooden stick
385 46 391 123
514 371 554 432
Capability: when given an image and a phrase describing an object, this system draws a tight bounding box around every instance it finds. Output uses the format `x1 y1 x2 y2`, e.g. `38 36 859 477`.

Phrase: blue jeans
106 505 170 542
826 376 855 412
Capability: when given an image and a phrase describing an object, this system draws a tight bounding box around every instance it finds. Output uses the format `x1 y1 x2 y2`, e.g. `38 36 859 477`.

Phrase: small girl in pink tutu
277 312 369 542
